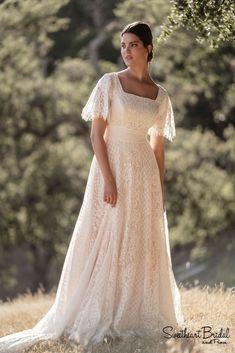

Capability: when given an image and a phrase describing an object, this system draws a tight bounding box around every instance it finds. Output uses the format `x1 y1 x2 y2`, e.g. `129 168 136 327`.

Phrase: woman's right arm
90 118 117 207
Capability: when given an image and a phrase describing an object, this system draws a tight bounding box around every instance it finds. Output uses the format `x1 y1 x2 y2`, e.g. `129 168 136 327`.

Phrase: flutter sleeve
147 90 176 142
81 73 112 122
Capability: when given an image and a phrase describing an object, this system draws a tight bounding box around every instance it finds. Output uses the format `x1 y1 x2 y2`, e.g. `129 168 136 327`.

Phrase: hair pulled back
121 21 153 62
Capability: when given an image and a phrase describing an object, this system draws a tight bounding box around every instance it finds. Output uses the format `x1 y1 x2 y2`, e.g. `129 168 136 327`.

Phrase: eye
131 43 138 47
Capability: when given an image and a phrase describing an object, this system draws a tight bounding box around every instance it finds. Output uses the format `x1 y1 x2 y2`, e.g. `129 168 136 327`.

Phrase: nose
122 45 130 54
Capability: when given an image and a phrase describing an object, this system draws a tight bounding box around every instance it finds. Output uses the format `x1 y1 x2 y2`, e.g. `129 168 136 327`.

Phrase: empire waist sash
104 125 148 143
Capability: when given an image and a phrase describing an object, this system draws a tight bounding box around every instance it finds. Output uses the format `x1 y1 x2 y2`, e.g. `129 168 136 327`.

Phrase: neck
127 65 150 81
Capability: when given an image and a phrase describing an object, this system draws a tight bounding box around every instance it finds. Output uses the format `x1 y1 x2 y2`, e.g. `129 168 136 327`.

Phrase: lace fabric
82 71 176 143
0 72 185 353
81 73 112 122
147 93 176 142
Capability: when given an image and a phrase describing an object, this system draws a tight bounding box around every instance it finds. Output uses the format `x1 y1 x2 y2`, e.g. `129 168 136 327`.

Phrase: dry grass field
0 283 234 353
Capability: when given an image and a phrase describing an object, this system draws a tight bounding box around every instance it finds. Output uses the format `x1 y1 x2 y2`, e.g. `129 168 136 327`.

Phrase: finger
112 194 117 206
109 194 114 205
111 195 117 207
104 194 109 203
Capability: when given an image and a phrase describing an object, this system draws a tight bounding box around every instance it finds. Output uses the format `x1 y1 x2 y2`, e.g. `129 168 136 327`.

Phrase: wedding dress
0 71 185 352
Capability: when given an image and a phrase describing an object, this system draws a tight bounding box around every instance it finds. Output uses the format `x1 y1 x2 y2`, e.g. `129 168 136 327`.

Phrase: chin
125 60 135 67
124 59 134 65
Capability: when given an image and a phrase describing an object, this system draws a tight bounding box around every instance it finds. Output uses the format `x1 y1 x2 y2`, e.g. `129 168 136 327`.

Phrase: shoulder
97 72 115 84
150 80 168 101
94 72 115 92
155 82 168 95
156 84 172 104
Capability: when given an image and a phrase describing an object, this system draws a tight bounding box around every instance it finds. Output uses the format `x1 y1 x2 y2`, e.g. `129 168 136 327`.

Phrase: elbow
90 133 103 145
90 133 96 145
90 118 107 144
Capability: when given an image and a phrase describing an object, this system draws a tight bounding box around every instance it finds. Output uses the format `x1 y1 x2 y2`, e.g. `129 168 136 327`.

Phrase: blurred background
0 0 234 302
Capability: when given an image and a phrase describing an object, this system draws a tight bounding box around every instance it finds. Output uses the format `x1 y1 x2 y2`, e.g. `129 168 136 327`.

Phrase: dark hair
120 21 153 62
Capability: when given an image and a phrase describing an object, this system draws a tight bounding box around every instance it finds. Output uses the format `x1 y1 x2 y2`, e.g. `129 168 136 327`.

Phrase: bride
0 21 185 352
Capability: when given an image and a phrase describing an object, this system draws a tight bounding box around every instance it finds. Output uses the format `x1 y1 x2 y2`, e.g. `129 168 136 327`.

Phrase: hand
103 175 118 207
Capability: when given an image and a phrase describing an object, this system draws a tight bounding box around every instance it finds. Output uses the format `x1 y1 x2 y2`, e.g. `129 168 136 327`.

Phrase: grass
0 283 234 353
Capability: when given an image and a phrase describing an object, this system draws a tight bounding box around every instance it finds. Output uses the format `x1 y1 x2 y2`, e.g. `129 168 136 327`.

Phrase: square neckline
114 72 161 102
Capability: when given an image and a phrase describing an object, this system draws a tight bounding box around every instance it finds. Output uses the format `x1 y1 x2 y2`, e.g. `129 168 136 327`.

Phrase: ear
147 44 153 54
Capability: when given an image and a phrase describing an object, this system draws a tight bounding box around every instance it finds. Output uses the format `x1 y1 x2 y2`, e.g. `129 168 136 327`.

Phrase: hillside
0 284 234 353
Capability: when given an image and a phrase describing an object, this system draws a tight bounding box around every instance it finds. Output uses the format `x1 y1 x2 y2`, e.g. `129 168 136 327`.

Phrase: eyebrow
121 40 140 45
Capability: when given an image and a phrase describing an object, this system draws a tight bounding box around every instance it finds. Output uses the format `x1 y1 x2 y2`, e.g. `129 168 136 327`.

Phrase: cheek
134 47 146 58
121 48 125 57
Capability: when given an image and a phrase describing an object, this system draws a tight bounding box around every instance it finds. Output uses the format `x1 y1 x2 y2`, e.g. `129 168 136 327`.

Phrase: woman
0 21 185 352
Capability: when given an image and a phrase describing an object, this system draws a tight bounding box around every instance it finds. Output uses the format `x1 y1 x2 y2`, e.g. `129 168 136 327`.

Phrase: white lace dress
0 72 185 352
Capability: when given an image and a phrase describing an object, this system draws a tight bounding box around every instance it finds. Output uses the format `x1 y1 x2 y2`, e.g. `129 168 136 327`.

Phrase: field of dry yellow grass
0 283 234 353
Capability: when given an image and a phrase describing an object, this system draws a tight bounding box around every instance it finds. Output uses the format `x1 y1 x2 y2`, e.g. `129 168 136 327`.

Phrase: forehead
120 32 141 44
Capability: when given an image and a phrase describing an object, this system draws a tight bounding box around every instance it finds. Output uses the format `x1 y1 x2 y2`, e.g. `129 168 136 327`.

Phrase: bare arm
149 134 166 211
90 118 117 207
90 118 112 181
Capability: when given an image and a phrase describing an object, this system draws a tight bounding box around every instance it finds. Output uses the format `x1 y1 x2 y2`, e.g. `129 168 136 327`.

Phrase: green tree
0 0 96 294
160 0 235 48
165 125 235 260
152 29 235 137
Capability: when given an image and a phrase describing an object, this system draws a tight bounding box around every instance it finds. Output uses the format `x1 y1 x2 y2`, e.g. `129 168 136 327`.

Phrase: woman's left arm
149 134 166 211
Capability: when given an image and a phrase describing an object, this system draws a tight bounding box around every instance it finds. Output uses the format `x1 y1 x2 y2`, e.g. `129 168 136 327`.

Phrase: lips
125 56 133 60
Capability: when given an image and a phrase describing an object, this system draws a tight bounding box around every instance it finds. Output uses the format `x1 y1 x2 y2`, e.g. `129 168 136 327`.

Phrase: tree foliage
160 0 235 48
152 29 235 137
0 0 96 293
165 125 235 259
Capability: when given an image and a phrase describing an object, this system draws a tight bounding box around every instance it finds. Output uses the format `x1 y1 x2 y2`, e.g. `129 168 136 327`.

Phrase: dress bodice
81 72 176 142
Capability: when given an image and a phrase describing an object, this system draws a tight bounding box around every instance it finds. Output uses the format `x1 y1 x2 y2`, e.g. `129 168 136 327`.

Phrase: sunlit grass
0 283 234 353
